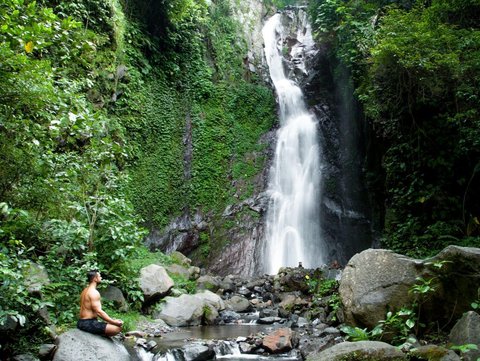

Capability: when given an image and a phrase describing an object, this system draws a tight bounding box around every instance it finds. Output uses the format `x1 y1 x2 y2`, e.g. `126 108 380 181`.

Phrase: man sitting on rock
77 270 123 336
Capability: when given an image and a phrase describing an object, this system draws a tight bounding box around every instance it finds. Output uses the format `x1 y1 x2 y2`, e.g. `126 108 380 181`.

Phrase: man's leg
105 323 122 336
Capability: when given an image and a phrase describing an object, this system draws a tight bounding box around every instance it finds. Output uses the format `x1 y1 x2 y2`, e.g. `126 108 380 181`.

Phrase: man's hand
114 319 124 327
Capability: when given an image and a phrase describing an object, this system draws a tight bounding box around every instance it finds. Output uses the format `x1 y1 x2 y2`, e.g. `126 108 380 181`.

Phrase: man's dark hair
87 270 99 283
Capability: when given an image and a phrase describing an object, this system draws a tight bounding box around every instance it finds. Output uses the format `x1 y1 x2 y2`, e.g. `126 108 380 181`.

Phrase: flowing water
262 13 327 274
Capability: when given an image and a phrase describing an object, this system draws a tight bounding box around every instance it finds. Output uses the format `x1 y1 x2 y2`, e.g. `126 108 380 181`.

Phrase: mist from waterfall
262 13 326 274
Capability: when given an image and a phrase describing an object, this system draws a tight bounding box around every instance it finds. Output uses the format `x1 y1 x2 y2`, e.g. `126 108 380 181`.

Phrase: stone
258 317 282 324
170 251 192 267
339 249 421 328
38 343 56 359
340 246 480 329
449 311 480 361
262 328 295 353
307 341 407 361
226 295 251 313
410 345 461 361
166 264 191 279
298 334 337 358
100 285 128 312
155 291 223 327
194 290 225 311
52 329 130 361
23 262 50 295
220 310 241 323
196 275 222 292
139 264 174 304
183 343 215 361
13 355 39 361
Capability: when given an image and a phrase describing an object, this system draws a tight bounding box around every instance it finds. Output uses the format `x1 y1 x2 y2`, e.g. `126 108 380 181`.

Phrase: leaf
406 319 415 329
24 41 34 53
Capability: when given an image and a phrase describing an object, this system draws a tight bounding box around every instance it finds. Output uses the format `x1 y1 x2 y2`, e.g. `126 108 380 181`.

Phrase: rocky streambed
18 246 480 361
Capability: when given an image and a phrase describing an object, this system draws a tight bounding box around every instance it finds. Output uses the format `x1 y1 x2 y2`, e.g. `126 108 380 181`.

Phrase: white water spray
262 13 326 274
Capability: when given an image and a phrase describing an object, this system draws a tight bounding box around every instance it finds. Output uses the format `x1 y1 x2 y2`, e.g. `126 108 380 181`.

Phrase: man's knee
105 324 122 336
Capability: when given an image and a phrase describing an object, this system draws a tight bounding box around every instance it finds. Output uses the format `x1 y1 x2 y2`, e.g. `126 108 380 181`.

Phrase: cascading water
262 12 327 274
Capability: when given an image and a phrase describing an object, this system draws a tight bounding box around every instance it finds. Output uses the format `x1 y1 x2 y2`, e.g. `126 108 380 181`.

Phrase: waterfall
262 12 326 274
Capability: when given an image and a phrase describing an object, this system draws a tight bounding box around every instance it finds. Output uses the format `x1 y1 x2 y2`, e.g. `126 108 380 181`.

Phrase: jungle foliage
309 0 480 256
0 0 275 355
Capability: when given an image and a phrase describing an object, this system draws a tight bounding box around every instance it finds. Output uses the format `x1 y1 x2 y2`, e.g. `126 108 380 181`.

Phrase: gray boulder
449 311 480 361
183 343 215 361
225 295 251 313
196 275 222 292
100 285 128 312
307 341 407 361
339 246 480 329
170 251 192 266
52 329 130 361
155 291 224 327
139 264 174 304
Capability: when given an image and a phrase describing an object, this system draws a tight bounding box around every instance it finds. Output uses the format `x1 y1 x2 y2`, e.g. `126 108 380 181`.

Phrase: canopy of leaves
309 0 480 256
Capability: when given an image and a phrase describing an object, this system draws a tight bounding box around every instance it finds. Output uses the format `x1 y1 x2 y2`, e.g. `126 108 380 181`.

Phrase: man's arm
90 290 123 327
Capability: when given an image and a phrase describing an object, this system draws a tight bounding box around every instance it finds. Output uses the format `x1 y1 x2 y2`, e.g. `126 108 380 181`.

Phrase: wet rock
262 328 295 353
239 342 254 353
166 264 191 279
183 343 215 361
258 317 282 324
219 310 241 323
307 341 407 361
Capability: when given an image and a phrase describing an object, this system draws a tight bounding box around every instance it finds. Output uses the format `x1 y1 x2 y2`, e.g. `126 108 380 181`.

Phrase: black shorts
77 318 107 335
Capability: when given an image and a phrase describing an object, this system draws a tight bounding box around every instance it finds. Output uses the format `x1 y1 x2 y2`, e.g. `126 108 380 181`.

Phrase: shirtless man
77 270 123 336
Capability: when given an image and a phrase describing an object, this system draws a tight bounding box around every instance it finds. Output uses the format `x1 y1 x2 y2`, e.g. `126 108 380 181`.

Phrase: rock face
340 246 480 329
52 329 130 361
449 311 480 361
139 264 174 305
307 341 407 361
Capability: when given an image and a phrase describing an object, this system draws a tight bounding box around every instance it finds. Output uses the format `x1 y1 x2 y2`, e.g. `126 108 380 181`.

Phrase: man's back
79 285 98 319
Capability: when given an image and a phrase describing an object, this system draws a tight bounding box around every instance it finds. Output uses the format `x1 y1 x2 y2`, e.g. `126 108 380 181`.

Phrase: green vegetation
0 0 275 356
309 0 480 257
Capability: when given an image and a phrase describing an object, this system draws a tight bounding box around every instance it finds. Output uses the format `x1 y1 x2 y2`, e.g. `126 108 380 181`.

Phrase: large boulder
139 264 174 305
225 295 251 313
306 341 407 361
100 286 128 312
52 329 130 361
154 291 224 327
449 311 480 361
339 246 480 329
